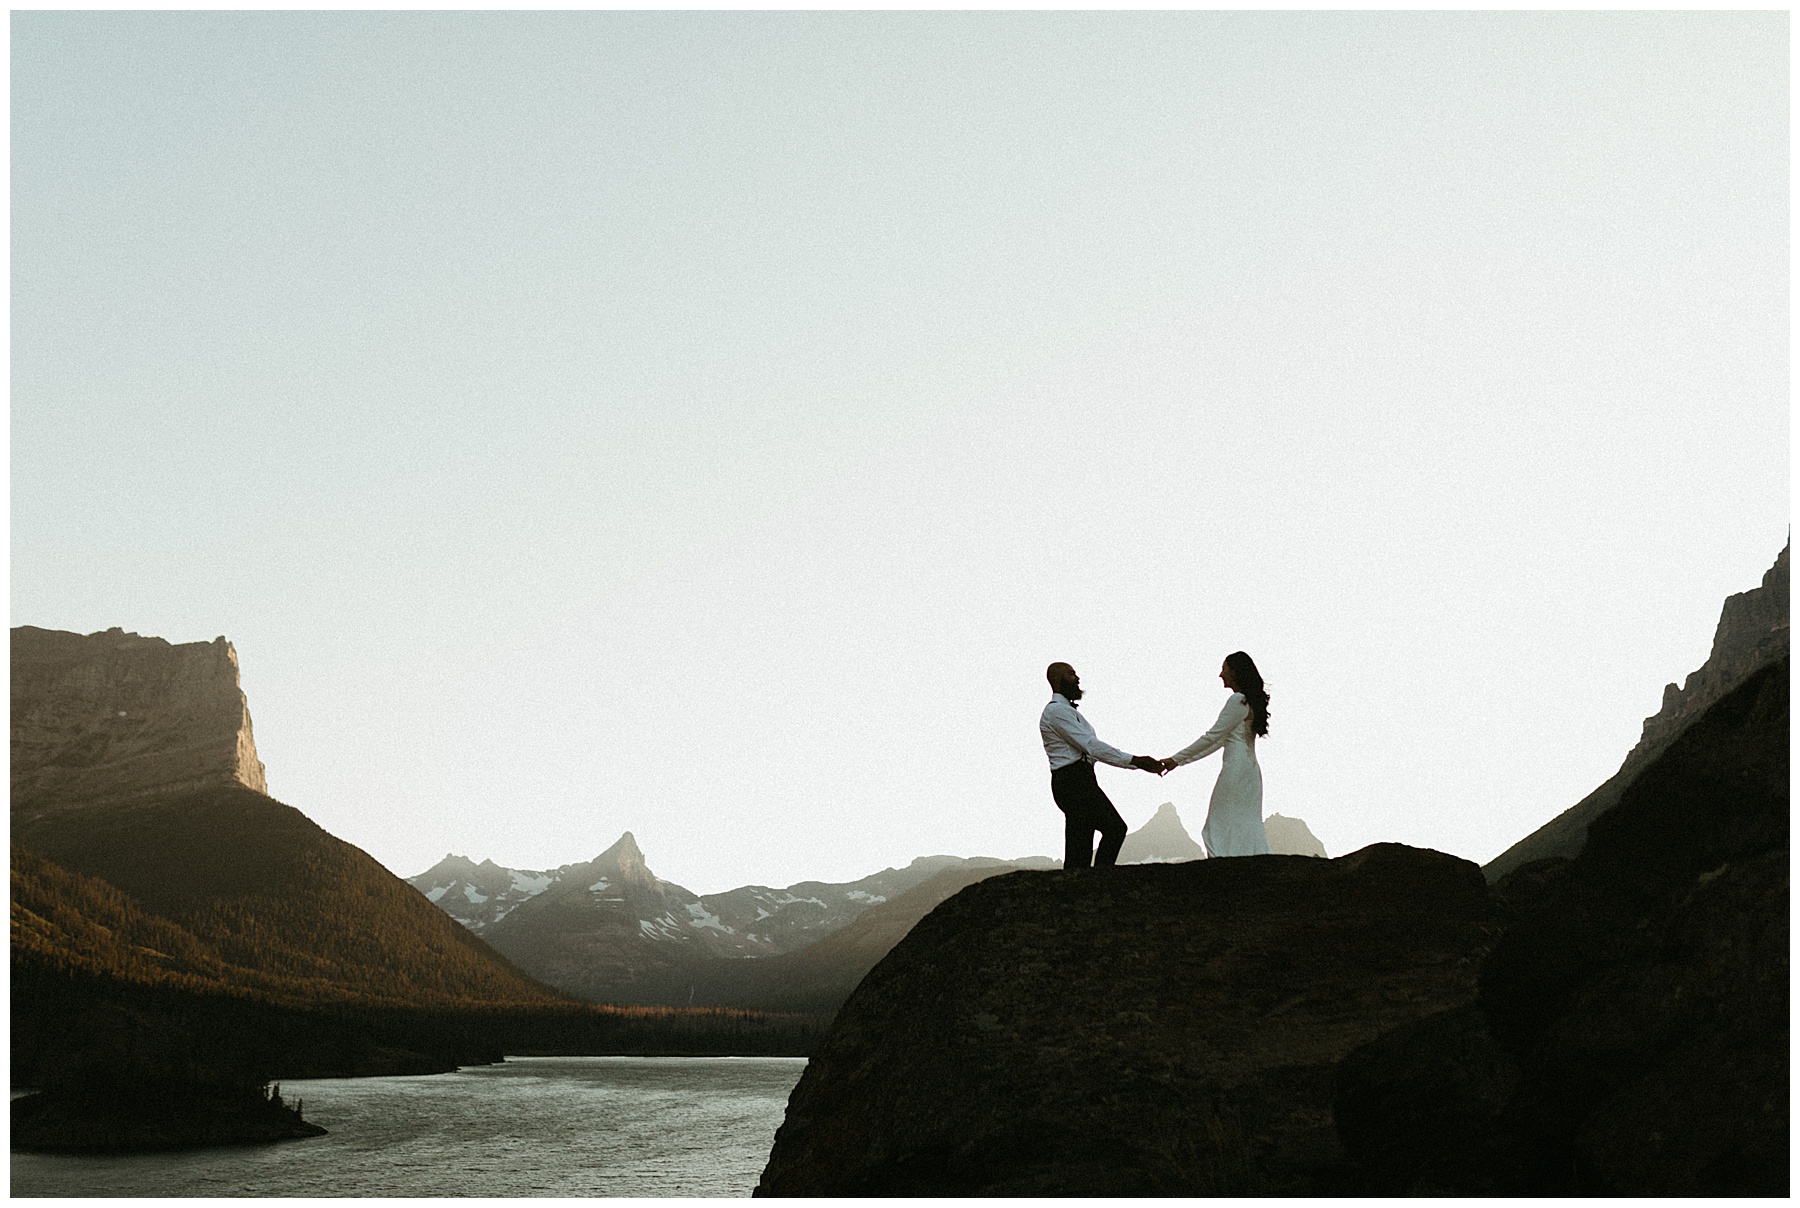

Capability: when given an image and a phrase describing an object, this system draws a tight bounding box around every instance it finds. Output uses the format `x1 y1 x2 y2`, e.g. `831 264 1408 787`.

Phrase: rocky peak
11 625 268 812
603 831 641 858
1119 802 1206 864
1485 540 1790 878
417 853 479 879
593 832 652 880
1265 813 1327 857
1639 540 1788 754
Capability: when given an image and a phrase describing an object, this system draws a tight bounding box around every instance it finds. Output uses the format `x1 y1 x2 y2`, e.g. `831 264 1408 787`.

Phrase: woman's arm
1166 694 1248 767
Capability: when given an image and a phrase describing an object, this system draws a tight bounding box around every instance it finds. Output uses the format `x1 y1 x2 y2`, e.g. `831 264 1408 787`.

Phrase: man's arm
1045 702 1161 772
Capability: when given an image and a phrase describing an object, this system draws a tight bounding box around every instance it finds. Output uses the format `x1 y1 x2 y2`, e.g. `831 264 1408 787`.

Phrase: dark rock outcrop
12 626 268 811
1486 542 1787 879
1335 658 1788 1196
756 844 1503 1196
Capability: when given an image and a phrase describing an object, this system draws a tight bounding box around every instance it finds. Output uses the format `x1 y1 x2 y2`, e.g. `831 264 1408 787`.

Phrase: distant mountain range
410 838 1056 1008
410 838 1032 955
411 802 1326 1010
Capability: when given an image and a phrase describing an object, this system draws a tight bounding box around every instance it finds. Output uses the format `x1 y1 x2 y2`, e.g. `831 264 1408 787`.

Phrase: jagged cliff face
1631 542 1790 764
1485 541 1789 879
1336 659 1788 1195
11 626 268 811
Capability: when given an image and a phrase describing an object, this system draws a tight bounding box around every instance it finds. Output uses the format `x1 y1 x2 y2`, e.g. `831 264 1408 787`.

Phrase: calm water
11 1056 807 1198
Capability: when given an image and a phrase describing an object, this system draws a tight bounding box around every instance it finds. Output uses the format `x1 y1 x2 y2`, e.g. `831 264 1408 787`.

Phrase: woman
1160 651 1270 857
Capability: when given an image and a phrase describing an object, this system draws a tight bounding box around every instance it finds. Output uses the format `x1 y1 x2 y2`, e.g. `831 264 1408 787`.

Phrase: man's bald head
1046 662 1082 700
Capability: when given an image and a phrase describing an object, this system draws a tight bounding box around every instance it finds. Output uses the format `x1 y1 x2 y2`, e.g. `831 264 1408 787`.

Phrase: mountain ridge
411 803 1325 1010
1485 540 1788 879
409 837 1058 1006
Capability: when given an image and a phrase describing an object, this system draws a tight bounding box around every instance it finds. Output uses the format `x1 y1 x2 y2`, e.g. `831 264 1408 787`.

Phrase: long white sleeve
1170 693 1249 766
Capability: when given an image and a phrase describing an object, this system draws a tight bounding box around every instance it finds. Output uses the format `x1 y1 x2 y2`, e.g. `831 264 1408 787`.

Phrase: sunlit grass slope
13 785 563 1009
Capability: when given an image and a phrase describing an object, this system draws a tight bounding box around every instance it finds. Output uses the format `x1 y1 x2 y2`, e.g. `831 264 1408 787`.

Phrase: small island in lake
12 1081 325 1154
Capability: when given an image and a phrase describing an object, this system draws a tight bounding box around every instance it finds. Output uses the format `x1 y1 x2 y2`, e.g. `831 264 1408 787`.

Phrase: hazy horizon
12 11 1788 894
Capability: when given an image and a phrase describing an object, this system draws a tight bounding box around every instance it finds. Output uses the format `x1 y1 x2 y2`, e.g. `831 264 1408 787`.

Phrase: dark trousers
1051 759 1128 870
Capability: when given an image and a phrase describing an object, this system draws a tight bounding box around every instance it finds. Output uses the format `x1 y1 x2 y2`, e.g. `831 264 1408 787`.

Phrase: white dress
1170 691 1268 857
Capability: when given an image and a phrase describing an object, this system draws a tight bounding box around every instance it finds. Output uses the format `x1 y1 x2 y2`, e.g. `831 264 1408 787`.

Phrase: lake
11 1056 808 1198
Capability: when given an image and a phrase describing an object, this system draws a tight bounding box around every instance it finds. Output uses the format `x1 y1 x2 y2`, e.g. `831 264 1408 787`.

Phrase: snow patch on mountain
411 840 1074 985
686 902 732 933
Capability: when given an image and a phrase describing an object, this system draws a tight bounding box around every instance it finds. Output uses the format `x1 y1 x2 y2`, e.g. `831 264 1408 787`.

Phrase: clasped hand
1131 755 1174 776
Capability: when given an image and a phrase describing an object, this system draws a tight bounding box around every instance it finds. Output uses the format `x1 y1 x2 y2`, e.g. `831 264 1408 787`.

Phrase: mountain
671 858 1058 1014
1266 813 1326 857
408 854 558 934
468 833 739 1003
1119 803 1325 862
1118 802 1206 863
11 626 558 1011
415 805 1333 1008
12 626 267 808
14 785 560 1012
1485 541 1788 880
408 845 998 956
428 837 1054 1006
8 623 587 1106
11 624 822 1154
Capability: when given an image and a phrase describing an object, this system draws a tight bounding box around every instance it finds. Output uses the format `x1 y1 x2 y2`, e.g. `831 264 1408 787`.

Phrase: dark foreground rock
1336 658 1789 1196
11 1079 326 1153
756 843 1502 1196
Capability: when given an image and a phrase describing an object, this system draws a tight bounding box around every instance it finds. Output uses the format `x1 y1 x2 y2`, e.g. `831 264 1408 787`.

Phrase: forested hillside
15 786 560 1010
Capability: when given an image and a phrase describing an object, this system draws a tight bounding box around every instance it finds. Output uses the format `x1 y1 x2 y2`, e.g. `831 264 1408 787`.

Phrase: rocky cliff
12 626 267 811
755 658 1788 1197
1485 542 1788 879
1336 657 1787 1195
756 844 1504 1196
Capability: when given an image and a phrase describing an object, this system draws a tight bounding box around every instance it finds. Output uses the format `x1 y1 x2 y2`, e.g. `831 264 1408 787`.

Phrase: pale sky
12 11 1788 894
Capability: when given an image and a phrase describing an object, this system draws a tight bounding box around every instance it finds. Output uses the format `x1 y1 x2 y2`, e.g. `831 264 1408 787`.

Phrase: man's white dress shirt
1039 693 1137 771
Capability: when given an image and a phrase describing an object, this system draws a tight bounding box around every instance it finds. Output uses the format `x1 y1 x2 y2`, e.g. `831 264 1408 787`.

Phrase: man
1039 662 1164 870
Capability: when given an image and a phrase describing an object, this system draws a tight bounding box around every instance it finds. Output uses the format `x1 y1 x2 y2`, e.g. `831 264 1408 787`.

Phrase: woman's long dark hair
1225 651 1270 737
